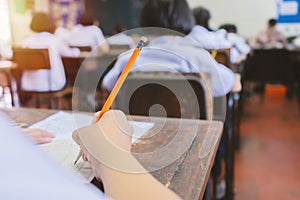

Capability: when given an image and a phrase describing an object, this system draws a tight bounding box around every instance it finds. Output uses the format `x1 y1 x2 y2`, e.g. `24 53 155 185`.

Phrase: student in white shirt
219 23 251 63
66 12 109 52
102 1 241 98
22 12 80 92
188 6 241 64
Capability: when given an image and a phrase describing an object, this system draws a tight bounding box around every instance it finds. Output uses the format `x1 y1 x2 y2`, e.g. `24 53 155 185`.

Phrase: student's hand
72 110 133 166
72 110 182 200
22 128 55 144
72 110 133 178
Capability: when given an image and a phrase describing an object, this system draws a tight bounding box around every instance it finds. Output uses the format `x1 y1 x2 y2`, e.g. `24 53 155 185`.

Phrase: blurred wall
9 0 48 46
187 0 277 39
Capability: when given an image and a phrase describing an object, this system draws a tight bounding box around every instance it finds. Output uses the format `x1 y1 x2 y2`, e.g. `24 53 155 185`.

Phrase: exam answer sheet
30 111 154 182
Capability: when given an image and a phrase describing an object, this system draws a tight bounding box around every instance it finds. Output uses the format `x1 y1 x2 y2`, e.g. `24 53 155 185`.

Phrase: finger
72 130 80 145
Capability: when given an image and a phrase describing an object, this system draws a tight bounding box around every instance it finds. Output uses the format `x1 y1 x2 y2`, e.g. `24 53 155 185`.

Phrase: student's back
21 12 79 92
103 0 241 97
66 12 108 51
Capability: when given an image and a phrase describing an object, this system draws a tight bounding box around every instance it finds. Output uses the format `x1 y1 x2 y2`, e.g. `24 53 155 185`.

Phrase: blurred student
102 0 241 98
0 41 12 60
66 12 109 52
219 23 251 63
188 6 241 64
22 12 80 92
250 18 287 49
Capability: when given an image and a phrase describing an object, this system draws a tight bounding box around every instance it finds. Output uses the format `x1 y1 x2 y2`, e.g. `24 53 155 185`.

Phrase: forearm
97 156 181 200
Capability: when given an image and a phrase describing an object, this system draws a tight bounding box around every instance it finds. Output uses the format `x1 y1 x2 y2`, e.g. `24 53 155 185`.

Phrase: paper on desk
30 111 94 183
30 111 154 182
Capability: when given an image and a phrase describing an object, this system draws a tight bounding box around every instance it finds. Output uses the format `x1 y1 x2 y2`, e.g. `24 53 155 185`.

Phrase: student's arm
72 110 182 200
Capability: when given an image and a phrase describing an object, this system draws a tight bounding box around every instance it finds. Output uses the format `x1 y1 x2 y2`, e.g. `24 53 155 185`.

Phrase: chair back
109 44 130 50
207 48 231 69
12 47 50 70
243 49 292 83
113 72 212 120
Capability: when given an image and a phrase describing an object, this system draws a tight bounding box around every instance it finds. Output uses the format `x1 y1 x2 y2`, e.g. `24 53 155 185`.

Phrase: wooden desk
1 107 223 200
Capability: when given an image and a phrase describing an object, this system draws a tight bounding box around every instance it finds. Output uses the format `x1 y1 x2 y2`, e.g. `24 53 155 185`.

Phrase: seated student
66 12 109 52
218 23 251 63
249 18 287 49
21 12 80 92
54 26 71 43
187 6 241 64
102 0 241 98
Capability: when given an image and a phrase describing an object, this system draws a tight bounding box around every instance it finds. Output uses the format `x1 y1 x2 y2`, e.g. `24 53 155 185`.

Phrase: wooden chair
12 47 70 109
113 71 213 120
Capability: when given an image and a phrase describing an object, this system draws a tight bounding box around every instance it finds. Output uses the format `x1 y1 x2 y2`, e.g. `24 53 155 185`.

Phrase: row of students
188 6 251 64
102 1 242 98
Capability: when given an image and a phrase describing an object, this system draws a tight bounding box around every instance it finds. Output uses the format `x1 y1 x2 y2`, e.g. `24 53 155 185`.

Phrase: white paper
30 111 154 182
30 111 94 182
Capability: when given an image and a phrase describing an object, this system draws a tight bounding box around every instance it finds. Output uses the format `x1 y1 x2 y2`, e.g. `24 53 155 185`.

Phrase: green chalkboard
85 0 144 35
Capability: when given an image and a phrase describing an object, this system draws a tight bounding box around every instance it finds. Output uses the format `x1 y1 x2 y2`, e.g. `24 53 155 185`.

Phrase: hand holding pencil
74 36 147 165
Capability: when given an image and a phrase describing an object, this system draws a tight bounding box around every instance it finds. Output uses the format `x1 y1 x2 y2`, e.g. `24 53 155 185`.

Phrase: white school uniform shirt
226 33 251 56
188 26 241 64
0 112 108 200
103 36 236 97
67 24 106 49
21 32 79 92
107 33 136 49
54 26 72 42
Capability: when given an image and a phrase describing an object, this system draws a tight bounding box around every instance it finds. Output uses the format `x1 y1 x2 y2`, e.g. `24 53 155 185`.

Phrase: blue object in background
277 0 300 23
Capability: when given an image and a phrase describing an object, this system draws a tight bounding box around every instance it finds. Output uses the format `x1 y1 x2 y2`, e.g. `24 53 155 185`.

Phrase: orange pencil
74 36 147 165
94 36 147 122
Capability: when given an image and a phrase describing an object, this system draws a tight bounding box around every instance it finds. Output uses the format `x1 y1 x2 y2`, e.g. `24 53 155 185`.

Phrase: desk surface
1 107 223 200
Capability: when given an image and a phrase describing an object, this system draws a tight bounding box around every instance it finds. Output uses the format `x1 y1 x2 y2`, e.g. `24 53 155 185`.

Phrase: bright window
0 0 11 46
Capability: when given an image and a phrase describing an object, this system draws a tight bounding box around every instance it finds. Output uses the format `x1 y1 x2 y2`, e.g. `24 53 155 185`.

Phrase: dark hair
30 12 56 33
112 24 126 34
79 12 97 26
139 0 195 34
219 23 237 33
268 18 277 27
193 6 211 30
